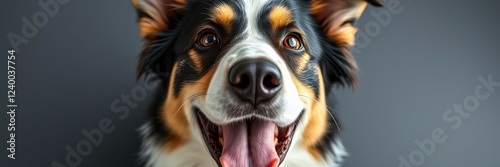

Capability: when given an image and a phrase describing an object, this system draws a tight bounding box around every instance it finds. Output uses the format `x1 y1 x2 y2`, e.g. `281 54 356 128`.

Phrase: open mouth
195 108 299 167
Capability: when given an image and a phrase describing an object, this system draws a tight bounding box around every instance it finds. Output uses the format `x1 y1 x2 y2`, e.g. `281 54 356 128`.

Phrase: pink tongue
220 122 248 167
249 120 279 167
220 120 279 167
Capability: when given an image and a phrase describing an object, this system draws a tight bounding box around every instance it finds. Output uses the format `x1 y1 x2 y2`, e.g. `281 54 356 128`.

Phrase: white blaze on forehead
234 0 280 63
242 0 269 40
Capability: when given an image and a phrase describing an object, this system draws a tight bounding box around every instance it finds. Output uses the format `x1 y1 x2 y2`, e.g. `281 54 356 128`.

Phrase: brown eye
198 33 219 47
283 35 302 50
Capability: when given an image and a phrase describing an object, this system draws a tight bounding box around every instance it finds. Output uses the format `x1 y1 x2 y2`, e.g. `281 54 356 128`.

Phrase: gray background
1 0 499 166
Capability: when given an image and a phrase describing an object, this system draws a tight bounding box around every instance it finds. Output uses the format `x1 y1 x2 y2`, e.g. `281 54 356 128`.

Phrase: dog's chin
195 108 301 167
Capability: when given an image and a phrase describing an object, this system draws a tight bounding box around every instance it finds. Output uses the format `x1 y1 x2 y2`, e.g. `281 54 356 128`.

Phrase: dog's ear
311 0 383 46
132 0 186 80
132 0 185 40
311 0 384 88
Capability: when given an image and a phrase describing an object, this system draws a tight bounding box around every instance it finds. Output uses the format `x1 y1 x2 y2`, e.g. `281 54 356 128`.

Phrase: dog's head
133 0 383 166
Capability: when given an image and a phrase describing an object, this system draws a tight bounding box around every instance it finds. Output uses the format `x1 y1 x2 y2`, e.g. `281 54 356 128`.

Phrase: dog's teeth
274 126 278 137
219 137 224 146
274 137 278 145
268 159 279 167
218 126 223 137
221 159 230 167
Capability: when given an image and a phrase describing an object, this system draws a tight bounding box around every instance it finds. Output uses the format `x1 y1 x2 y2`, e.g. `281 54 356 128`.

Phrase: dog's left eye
198 33 219 47
283 35 302 50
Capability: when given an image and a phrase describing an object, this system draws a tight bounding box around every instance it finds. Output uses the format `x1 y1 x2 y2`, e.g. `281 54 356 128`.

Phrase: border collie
132 0 383 166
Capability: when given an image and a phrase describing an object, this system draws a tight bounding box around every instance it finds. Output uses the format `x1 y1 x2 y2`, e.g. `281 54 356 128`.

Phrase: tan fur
296 53 311 74
304 67 329 159
210 4 235 31
269 6 294 31
188 49 203 72
291 67 328 159
162 63 189 151
162 63 217 152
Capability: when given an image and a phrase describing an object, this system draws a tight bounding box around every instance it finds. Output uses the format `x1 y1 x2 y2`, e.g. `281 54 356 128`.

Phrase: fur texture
132 0 384 166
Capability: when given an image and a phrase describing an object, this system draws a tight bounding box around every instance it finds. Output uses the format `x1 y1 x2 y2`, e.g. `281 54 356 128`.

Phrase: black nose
228 59 282 106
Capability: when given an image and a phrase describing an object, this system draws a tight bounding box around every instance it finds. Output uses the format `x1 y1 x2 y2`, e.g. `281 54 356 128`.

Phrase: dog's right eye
283 35 302 50
198 33 219 47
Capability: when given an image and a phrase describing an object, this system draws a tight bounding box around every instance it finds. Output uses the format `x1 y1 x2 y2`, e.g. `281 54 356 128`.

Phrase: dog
132 0 383 166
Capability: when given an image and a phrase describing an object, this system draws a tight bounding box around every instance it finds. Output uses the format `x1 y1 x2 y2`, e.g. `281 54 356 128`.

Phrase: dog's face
133 0 383 166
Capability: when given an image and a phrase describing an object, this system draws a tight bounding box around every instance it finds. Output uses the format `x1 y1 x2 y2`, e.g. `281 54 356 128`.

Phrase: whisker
187 81 227 88
298 94 342 133
171 93 208 119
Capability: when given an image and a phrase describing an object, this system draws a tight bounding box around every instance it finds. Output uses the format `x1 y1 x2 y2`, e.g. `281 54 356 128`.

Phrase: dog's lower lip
195 108 299 166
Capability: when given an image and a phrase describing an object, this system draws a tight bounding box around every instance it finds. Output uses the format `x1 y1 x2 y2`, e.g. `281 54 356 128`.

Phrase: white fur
139 122 218 167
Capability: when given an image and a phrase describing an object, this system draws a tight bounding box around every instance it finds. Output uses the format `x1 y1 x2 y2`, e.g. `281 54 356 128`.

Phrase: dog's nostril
232 74 251 89
263 74 280 90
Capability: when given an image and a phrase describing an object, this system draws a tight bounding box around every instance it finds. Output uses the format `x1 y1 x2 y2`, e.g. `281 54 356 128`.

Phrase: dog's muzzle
198 59 300 167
